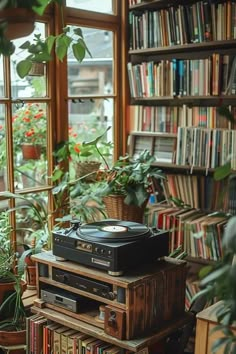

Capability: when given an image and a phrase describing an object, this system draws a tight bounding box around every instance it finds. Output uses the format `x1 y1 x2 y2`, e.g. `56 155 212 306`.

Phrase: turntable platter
77 219 152 243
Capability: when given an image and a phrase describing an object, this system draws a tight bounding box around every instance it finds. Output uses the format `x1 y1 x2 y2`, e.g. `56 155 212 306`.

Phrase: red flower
23 117 31 123
74 143 81 153
34 113 44 119
25 129 35 137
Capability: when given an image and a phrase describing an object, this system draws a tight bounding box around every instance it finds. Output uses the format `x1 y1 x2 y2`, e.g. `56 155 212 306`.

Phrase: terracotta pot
0 8 35 40
0 329 26 353
25 264 36 290
0 279 27 305
21 144 41 160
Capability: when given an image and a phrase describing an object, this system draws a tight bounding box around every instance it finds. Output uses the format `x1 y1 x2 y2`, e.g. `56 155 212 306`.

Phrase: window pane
0 105 7 191
66 0 114 14
12 103 48 190
68 27 113 96
10 22 47 98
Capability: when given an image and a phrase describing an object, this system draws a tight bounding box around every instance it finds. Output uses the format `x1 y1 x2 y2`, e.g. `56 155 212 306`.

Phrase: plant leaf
214 162 231 181
16 60 32 78
72 42 86 62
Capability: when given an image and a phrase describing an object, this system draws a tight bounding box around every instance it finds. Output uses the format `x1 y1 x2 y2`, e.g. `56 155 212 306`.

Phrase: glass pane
68 98 114 178
0 105 7 192
68 27 113 96
10 22 46 98
0 57 5 98
66 0 114 14
12 102 48 190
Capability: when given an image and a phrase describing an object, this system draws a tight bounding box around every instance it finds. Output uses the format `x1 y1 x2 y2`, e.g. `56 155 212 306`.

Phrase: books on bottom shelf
27 316 129 354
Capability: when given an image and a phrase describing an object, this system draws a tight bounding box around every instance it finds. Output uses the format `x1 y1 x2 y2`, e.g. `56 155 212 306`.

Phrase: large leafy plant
95 149 165 207
0 0 91 78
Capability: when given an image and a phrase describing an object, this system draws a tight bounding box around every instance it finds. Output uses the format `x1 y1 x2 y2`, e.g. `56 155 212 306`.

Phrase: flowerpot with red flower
12 103 47 160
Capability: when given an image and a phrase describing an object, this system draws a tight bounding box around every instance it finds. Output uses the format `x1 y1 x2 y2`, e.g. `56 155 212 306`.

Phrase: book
26 314 43 354
67 331 82 354
34 316 47 354
53 326 70 354
61 328 79 354
77 334 90 354
44 322 61 354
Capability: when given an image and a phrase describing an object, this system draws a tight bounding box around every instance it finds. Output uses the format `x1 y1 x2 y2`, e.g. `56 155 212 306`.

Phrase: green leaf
73 28 83 37
214 162 231 181
33 52 52 62
16 60 32 79
19 41 31 50
72 42 86 62
55 35 72 61
45 35 56 53
199 265 214 279
200 265 231 286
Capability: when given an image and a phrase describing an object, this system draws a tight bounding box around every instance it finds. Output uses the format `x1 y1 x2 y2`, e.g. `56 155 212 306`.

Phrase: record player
52 219 169 275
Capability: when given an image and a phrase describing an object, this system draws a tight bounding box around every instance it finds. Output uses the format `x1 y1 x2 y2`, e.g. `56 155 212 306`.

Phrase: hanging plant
0 0 91 78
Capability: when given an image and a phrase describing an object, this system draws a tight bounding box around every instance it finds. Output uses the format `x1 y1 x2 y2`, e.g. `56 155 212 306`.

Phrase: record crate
32 252 187 340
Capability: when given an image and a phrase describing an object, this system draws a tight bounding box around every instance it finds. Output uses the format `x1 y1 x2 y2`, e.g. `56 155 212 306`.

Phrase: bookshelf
125 0 236 309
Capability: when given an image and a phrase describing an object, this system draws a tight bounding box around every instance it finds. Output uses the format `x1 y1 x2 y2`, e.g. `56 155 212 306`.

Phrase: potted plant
53 126 113 182
0 0 91 78
1 191 50 290
0 271 27 352
94 149 165 223
0 211 28 351
12 102 47 159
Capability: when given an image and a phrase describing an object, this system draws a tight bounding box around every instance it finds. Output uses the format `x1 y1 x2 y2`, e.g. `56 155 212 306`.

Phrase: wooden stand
31 251 192 352
195 302 236 354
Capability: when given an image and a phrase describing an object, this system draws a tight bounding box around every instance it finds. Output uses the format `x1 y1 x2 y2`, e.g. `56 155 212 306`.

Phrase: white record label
102 225 127 233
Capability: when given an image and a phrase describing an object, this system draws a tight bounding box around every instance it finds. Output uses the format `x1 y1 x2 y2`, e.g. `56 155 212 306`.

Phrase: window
66 0 114 14
0 1 121 252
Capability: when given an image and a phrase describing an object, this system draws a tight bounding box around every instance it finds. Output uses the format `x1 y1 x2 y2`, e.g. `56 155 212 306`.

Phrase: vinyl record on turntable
77 219 152 243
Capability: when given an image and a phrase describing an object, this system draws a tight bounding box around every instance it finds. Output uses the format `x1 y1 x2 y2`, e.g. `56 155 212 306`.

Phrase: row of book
147 204 229 260
129 105 233 133
163 173 230 211
129 1 236 50
27 314 127 354
176 127 236 169
127 55 236 98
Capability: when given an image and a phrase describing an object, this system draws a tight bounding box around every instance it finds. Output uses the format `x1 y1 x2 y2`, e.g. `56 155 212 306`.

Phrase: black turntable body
52 219 169 275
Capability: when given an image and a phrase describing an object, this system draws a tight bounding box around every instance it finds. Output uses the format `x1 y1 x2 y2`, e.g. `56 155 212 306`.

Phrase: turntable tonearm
52 219 169 275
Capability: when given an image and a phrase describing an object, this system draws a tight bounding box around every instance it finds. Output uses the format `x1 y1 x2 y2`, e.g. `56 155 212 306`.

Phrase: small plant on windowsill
0 0 91 78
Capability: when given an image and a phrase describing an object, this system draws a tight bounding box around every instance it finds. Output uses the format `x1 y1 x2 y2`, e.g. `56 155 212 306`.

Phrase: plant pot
103 195 148 223
21 144 41 160
28 62 45 76
0 328 26 353
0 279 27 306
75 161 101 182
25 264 36 290
0 8 35 40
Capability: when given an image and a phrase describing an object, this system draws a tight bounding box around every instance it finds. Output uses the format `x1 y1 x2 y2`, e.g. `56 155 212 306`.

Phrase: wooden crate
195 302 236 354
